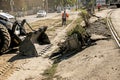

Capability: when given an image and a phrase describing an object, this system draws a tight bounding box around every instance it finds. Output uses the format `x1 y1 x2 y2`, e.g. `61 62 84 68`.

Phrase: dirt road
0 11 78 80
18 13 59 23
55 37 120 80
54 9 120 80
1 8 120 80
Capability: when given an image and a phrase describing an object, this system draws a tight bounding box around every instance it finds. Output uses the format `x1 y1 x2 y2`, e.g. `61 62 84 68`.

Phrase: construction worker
97 3 101 11
62 10 69 26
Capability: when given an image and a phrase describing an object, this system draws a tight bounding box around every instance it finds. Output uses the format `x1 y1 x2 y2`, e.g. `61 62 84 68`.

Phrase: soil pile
87 19 111 37
53 18 120 80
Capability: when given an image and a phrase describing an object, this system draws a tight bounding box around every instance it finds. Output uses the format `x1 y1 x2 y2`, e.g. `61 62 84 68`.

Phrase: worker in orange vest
62 10 69 26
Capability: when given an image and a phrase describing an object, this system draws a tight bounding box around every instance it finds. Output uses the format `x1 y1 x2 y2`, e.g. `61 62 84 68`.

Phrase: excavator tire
0 24 11 54
116 4 120 8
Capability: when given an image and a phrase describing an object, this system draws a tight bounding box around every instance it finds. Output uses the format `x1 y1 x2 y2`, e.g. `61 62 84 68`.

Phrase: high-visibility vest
62 12 69 18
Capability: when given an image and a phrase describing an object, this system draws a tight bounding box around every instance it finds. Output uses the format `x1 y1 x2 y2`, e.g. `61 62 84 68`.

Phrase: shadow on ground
49 37 111 63
8 54 34 62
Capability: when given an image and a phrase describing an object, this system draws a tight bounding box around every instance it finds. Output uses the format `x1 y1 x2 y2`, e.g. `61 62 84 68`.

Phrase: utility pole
43 0 45 10
10 0 14 12
46 0 48 13
43 0 48 13
76 0 78 10
91 0 95 14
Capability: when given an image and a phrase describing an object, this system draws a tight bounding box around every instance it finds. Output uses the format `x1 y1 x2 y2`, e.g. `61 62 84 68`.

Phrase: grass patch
66 16 83 33
47 27 56 31
66 16 89 45
43 63 58 80
80 9 90 26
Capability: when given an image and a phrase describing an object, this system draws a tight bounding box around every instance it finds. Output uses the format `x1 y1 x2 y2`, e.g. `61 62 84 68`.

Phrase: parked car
37 10 47 17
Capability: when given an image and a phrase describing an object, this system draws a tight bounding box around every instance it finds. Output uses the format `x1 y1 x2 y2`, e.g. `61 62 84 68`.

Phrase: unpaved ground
111 9 120 36
1 9 119 80
0 16 61 80
7 56 52 80
55 39 120 80
0 11 78 80
53 10 120 80
87 19 111 37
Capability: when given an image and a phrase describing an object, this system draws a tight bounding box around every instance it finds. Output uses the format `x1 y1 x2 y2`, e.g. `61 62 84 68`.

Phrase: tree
82 0 95 14
10 0 14 11
54 0 76 7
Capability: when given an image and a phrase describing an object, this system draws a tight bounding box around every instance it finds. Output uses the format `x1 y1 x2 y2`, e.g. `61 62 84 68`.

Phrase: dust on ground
0 11 78 80
25 19 61 32
55 39 120 80
53 17 120 80
0 18 60 80
1 10 117 80
87 19 111 37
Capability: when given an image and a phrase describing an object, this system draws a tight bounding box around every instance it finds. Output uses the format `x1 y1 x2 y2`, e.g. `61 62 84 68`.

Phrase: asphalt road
17 10 77 23
18 12 60 23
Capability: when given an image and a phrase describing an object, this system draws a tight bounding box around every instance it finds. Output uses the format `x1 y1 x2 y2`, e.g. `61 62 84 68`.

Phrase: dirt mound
53 19 120 80
86 19 111 37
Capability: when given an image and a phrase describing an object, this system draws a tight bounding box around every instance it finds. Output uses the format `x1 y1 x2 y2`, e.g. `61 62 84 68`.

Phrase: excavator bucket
19 26 51 57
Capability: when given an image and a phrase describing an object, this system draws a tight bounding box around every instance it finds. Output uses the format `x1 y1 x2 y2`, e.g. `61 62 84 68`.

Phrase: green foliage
54 0 76 6
66 0 76 4
80 9 88 16
75 17 82 24
80 9 90 20
88 0 95 6
80 9 90 27
43 63 58 80
67 24 86 37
